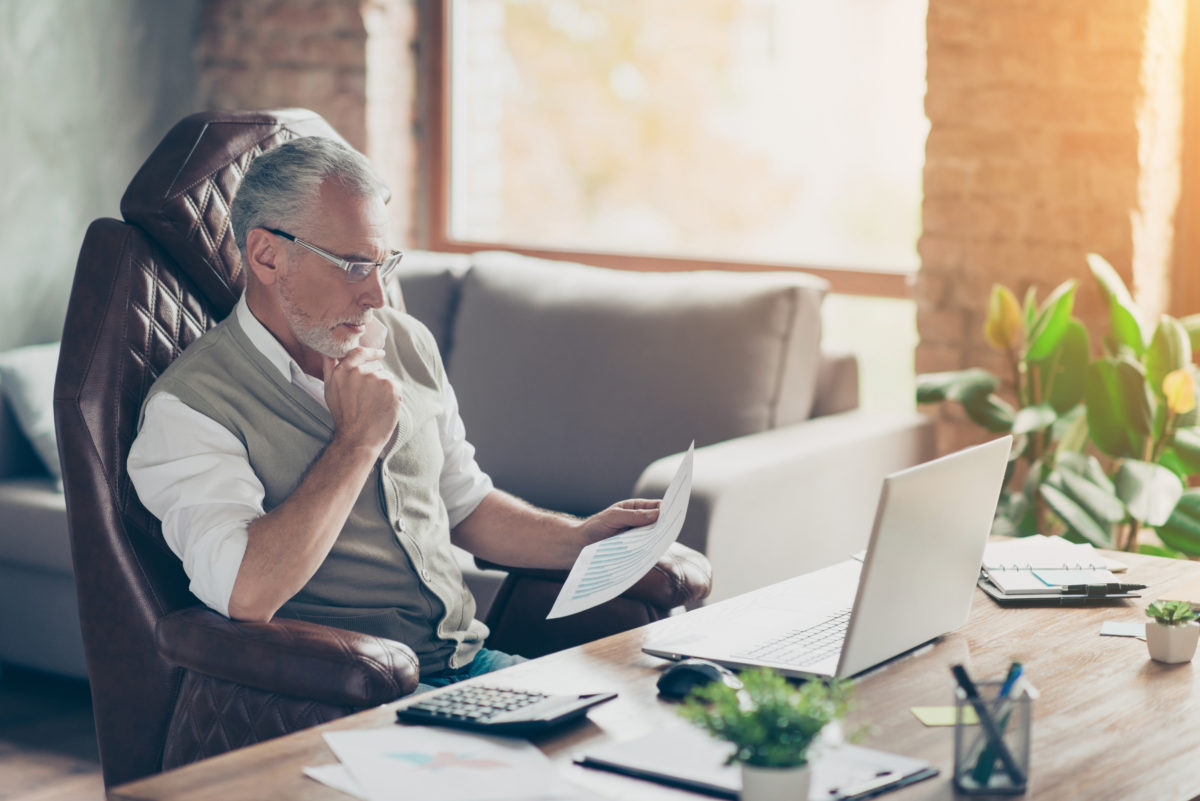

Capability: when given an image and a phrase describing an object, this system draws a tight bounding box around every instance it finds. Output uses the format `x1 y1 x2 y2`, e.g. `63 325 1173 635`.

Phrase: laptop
642 436 1012 680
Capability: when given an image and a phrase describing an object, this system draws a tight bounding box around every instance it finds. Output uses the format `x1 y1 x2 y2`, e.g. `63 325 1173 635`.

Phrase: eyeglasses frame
263 227 403 283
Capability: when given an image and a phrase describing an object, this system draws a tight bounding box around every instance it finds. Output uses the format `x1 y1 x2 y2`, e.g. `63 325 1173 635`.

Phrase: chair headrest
121 109 344 317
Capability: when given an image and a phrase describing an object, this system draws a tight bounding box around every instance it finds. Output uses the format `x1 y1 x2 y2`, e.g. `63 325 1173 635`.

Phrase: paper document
547 442 694 620
322 727 584 801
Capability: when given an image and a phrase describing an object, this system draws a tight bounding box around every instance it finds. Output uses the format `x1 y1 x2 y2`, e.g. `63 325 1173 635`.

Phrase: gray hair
230 136 389 253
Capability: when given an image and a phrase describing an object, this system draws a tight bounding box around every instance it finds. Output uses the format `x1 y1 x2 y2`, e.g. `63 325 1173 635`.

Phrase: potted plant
1145 600 1200 663
677 667 852 801
917 253 1200 555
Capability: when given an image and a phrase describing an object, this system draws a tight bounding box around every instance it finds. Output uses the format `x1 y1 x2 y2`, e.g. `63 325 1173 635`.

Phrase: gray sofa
0 249 933 679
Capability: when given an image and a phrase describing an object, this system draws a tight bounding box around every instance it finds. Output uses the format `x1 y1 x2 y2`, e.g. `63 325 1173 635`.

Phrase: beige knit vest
141 305 487 674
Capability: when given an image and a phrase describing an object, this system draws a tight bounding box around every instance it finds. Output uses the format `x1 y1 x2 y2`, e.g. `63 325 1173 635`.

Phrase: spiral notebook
981 536 1128 596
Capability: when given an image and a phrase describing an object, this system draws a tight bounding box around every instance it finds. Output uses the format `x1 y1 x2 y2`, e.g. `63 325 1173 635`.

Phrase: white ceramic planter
740 762 811 801
1146 620 1200 664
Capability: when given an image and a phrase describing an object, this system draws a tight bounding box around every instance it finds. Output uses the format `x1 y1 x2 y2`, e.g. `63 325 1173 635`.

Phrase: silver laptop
642 436 1012 679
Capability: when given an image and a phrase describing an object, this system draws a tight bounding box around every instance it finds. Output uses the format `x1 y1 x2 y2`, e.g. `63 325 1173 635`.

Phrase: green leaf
1087 253 1145 357
1138 542 1186 559
1180 314 1200 353
1087 253 1136 307
1145 316 1192 398
1024 280 1077 361
1023 286 1038 331
1040 482 1112 547
1030 319 1089 414
962 392 1016 433
1055 406 1090 453
1011 404 1057 435
1106 299 1146 359
1156 490 1200 557
1085 357 1153 458
1170 427 1200 473
1056 451 1116 493
915 369 1000 404
1058 469 1126 525
1115 460 1184 527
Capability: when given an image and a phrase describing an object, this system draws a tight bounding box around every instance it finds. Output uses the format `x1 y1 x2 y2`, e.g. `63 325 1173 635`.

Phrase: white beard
278 276 362 359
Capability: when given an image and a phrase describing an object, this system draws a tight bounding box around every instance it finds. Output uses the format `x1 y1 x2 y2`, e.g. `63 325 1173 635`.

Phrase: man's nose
359 268 387 309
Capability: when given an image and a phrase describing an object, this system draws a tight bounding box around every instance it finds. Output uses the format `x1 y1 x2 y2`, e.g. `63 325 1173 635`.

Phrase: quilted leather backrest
55 109 343 788
120 109 344 319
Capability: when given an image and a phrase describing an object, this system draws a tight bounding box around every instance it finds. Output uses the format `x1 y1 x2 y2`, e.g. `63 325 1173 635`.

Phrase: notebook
980 535 1129 595
641 436 1012 680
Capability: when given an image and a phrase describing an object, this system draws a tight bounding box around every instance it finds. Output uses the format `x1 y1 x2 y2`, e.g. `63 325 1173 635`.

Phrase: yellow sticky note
911 706 978 726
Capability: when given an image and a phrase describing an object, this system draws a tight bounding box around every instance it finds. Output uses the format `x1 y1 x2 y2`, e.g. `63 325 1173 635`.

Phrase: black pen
1060 583 1146 596
950 664 1026 787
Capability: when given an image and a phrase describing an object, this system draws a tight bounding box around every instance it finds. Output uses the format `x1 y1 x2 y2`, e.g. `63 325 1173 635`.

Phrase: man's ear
244 228 282 286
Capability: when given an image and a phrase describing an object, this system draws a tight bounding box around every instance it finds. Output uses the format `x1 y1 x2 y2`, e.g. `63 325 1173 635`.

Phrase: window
427 0 927 409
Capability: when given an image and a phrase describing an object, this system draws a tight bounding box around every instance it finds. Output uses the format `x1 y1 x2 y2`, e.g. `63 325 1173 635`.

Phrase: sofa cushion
0 342 61 481
447 251 827 516
393 250 473 356
0 477 72 574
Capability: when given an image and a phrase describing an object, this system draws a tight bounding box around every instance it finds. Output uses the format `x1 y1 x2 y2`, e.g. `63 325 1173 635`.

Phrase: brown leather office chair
53 109 711 789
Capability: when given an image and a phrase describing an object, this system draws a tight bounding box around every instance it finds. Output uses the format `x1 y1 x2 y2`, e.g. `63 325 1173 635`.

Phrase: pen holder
953 680 1031 795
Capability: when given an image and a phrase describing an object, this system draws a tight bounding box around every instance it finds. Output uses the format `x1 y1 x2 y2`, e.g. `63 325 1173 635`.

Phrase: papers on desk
309 727 599 801
576 724 936 800
547 442 694 619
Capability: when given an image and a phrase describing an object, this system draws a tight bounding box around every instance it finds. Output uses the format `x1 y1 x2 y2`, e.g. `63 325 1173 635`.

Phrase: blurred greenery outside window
444 0 928 412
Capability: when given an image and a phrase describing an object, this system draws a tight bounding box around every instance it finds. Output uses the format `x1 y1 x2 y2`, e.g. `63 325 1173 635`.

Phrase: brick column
197 0 418 242
918 0 1187 454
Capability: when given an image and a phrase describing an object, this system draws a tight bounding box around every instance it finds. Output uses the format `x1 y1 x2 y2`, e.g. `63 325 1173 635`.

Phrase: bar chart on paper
547 443 694 619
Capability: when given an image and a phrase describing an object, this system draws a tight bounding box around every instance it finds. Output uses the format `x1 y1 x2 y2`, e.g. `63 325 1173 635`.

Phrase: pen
970 662 1023 785
1060 583 1146 596
951 664 1026 788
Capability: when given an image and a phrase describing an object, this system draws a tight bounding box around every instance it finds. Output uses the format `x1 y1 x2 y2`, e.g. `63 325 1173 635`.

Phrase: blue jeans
416 648 527 693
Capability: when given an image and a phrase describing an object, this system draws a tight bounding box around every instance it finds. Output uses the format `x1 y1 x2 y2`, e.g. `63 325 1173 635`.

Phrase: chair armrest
633 410 935 603
478 543 712 658
156 607 420 707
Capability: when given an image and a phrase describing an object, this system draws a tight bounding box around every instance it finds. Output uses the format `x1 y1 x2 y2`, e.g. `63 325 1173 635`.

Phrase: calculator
395 685 618 735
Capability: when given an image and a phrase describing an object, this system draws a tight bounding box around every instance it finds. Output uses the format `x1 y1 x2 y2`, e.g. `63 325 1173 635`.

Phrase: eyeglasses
264 228 403 283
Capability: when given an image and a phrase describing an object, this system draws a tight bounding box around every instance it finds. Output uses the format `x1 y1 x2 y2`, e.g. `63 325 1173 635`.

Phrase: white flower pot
1146 620 1200 664
740 762 811 801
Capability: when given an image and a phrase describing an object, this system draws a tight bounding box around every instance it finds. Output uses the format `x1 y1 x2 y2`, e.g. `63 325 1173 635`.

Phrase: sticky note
1100 621 1145 638
911 706 977 727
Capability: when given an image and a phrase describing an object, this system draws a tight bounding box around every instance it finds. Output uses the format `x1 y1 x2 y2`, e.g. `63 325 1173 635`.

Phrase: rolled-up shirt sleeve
128 392 265 618
438 381 494 528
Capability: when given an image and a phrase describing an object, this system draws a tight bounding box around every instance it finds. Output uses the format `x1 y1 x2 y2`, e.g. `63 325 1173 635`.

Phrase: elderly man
128 136 659 686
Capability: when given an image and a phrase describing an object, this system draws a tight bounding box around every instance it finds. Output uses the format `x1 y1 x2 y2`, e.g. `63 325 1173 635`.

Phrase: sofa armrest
633 410 935 603
477 543 712 658
811 350 860 418
156 607 420 707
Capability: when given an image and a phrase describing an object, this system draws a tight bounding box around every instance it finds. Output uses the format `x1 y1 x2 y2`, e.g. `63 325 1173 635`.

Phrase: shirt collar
234 294 311 385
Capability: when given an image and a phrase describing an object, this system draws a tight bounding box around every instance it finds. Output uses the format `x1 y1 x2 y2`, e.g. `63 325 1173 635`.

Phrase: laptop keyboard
735 608 852 666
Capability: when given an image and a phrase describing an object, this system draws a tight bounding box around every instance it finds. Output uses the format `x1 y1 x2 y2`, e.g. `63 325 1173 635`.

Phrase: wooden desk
111 551 1200 801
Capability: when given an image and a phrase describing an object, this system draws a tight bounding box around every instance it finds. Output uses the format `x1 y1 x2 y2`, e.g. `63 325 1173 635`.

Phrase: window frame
418 0 914 300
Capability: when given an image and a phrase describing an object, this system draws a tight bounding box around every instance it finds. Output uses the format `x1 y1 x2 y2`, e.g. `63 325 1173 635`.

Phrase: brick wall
918 0 1187 454
196 0 419 242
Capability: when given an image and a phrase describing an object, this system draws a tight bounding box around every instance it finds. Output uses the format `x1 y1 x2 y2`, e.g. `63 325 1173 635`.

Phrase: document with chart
547 443 694 620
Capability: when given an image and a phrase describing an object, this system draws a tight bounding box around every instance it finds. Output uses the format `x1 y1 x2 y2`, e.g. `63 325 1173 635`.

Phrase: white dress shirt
127 296 493 617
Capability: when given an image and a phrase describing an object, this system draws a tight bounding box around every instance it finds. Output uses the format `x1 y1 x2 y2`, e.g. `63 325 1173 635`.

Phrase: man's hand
322 348 401 455
578 499 661 545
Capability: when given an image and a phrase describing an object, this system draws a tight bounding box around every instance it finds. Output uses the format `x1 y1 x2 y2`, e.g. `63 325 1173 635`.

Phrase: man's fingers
322 355 337 382
614 499 661 512
328 347 385 374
